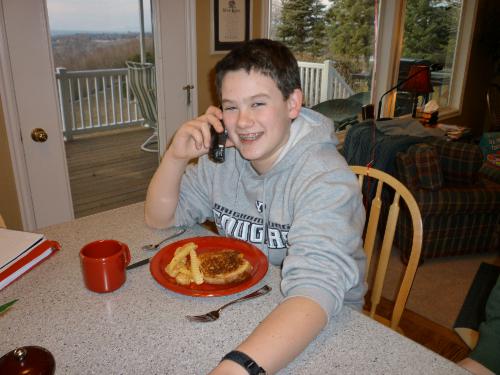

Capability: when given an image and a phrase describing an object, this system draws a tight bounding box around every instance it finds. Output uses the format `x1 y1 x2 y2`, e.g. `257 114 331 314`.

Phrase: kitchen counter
0 202 468 374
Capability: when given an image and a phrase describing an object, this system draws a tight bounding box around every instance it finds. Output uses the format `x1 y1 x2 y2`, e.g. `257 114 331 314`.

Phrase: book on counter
0 228 60 290
436 123 471 140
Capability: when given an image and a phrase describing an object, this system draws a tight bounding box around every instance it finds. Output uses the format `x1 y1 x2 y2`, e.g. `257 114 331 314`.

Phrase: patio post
139 0 145 63
56 67 74 141
321 60 334 102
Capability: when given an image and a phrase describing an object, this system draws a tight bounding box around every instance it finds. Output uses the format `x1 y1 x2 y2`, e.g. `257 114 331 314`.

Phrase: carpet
381 251 500 329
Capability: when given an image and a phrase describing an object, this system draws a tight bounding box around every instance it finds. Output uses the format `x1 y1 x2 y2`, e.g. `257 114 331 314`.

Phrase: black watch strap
221 350 267 375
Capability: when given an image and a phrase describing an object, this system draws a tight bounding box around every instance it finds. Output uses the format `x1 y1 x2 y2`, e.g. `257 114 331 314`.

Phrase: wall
0 99 22 229
196 0 264 114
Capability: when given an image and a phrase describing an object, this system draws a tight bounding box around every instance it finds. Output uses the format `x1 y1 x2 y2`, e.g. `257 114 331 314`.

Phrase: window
265 0 478 119
267 0 375 107
395 0 464 117
376 0 478 119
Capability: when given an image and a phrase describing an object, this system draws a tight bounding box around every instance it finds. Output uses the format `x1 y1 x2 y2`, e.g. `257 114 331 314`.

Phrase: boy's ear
287 89 303 119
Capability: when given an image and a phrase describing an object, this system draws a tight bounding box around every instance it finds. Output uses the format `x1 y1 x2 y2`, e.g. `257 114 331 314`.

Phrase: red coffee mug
80 240 131 293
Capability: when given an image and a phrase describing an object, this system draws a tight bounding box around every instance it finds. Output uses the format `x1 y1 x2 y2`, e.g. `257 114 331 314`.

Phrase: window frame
263 0 479 120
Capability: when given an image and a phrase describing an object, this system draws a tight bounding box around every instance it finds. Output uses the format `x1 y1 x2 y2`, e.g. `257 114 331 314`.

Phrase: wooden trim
260 0 270 37
373 0 406 118
0 0 74 230
447 0 479 116
0 2 39 230
186 0 198 122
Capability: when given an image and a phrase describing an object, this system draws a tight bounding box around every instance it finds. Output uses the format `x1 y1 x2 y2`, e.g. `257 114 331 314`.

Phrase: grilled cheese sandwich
199 249 252 285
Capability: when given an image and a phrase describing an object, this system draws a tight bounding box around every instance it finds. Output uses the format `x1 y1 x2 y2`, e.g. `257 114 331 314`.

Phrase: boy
145 39 366 374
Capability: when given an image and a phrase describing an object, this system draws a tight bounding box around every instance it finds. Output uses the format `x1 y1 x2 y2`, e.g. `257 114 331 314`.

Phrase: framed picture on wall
211 0 252 53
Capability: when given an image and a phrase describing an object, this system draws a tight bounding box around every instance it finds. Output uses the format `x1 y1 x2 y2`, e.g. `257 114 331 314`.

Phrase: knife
127 257 150 270
127 228 186 270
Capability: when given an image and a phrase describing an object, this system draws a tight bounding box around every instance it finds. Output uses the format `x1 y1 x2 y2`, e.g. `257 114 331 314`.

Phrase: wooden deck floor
65 127 158 218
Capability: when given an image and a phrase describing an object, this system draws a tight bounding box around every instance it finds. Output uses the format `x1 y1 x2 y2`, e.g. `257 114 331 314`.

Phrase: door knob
31 128 48 143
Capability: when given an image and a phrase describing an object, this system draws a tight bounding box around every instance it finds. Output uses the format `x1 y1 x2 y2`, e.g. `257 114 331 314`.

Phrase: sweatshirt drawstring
262 177 269 258
231 162 245 237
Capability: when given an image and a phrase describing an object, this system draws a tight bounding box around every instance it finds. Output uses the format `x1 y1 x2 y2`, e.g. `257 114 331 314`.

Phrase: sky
47 0 152 33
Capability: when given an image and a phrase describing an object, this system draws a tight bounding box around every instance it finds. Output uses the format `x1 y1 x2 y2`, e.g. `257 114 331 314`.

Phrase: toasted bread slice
199 249 252 285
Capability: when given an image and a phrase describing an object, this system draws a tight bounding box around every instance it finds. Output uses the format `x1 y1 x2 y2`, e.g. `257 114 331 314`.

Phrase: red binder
0 229 60 290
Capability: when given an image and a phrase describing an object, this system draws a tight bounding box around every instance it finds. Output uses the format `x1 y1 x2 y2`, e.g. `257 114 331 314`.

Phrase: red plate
150 236 268 297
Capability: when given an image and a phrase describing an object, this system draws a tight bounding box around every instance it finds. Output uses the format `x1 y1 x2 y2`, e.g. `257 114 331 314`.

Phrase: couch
395 139 500 262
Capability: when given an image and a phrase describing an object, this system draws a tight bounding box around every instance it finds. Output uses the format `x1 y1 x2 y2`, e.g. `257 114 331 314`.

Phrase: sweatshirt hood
291 107 338 149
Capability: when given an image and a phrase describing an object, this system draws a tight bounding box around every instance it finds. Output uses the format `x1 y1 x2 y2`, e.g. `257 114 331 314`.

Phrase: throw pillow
409 143 444 190
430 139 483 185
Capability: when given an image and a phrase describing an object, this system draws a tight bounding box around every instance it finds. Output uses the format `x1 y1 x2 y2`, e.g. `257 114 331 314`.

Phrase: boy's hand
167 106 232 161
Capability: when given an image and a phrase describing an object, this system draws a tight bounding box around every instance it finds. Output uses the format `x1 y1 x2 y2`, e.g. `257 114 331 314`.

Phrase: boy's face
221 69 302 174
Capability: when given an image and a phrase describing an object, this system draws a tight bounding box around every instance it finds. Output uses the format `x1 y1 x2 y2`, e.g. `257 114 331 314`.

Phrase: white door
153 0 198 155
0 0 197 230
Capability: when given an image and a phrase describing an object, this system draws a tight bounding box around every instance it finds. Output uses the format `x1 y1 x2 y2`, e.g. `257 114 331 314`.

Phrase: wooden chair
350 165 423 332
126 61 158 153
0 214 5 228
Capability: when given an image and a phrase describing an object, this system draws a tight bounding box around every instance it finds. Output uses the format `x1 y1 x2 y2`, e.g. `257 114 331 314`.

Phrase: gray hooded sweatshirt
175 108 366 320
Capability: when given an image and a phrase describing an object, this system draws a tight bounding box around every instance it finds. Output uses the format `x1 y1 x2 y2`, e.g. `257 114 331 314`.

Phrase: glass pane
395 0 462 117
269 0 376 130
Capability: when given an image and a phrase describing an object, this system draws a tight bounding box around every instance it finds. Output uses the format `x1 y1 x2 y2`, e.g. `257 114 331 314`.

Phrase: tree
325 0 373 89
308 0 327 57
276 0 327 59
402 0 458 64
325 0 373 70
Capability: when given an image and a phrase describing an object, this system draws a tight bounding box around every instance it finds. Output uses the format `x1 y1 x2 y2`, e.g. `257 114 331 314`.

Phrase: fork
186 285 272 322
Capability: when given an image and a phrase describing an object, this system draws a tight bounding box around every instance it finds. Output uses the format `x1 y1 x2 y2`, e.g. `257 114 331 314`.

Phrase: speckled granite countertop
0 202 468 374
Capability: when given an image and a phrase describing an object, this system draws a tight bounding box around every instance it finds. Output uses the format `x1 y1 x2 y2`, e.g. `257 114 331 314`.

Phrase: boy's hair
215 38 301 100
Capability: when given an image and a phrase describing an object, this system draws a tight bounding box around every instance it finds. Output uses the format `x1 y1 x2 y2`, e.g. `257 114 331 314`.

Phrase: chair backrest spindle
351 166 423 332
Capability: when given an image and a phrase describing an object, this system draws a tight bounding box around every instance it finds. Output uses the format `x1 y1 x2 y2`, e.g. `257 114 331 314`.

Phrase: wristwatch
221 350 267 375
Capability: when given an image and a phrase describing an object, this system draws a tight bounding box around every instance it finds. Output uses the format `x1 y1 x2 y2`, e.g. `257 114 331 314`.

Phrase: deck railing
56 67 144 141
55 61 354 139
298 60 354 107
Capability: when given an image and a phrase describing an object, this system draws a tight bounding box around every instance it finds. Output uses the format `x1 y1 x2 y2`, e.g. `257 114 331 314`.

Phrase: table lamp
377 63 440 120
401 65 433 117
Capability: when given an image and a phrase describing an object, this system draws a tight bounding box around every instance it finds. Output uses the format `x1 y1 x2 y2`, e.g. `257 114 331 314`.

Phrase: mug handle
121 243 131 267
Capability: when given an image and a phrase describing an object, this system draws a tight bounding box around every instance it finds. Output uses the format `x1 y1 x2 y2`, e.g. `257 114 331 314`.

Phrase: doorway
0 0 197 229
46 0 159 218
